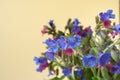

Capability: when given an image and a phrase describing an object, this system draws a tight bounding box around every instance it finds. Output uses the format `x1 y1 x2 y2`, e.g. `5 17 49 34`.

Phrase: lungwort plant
34 10 120 80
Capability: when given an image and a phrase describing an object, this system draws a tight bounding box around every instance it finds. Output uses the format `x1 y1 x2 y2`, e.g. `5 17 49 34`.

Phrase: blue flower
82 54 97 67
114 24 120 33
72 25 81 33
62 67 71 76
99 9 115 21
106 10 115 19
76 69 83 77
45 52 54 61
58 36 68 50
34 57 47 65
116 62 120 69
68 35 82 49
45 39 59 53
99 52 111 66
74 18 80 25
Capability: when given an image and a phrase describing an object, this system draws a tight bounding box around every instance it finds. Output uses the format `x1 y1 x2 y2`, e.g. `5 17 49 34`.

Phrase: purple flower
99 52 111 66
111 66 120 74
49 20 54 26
36 63 49 72
34 57 47 65
62 67 71 76
48 20 56 29
72 25 81 33
114 24 120 33
58 36 68 50
45 39 59 53
68 35 82 49
74 18 80 25
111 63 120 74
45 52 54 61
82 54 97 67
99 9 115 21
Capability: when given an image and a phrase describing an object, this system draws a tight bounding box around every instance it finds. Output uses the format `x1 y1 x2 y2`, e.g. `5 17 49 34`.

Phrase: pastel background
0 0 119 80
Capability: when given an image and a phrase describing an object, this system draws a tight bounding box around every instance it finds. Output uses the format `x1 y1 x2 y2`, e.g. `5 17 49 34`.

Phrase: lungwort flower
34 57 47 66
68 35 82 49
99 52 111 66
45 39 59 53
62 67 71 76
45 52 54 61
114 24 120 33
99 9 115 21
58 36 68 50
82 54 97 67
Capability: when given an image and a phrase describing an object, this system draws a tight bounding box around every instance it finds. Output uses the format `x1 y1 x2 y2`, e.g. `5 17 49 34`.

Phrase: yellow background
0 0 119 80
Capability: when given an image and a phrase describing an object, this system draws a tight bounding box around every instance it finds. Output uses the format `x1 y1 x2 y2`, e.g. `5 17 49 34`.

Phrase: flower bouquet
34 10 120 80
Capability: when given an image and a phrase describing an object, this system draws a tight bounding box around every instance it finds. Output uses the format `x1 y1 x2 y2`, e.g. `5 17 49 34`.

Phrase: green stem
91 68 96 77
103 38 120 52
97 69 100 77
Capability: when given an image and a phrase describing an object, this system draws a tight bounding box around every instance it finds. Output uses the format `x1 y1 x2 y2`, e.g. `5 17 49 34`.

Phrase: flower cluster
34 10 120 80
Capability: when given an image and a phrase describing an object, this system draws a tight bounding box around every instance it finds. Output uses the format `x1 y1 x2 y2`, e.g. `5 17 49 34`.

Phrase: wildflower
114 24 120 33
68 35 82 49
99 52 111 66
45 52 54 61
62 67 71 76
49 20 54 26
106 10 115 19
84 26 93 35
103 20 111 28
82 54 97 67
63 48 74 56
34 57 47 65
49 20 56 29
41 25 47 35
99 9 115 21
58 36 68 50
76 69 84 77
111 31 118 38
72 25 81 33
74 18 80 25
36 63 49 72
45 39 59 53
111 66 120 74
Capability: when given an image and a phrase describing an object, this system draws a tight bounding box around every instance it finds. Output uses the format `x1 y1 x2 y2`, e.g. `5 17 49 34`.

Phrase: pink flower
41 25 47 36
37 63 49 72
106 63 113 72
84 26 92 34
103 20 111 28
64 48 74 56
111 31 118 38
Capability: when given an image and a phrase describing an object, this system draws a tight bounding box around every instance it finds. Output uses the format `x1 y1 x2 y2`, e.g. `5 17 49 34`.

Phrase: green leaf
101 67 110 80
113 74 120 80
95 16 99 24
111 50 118 62
85 68 93 80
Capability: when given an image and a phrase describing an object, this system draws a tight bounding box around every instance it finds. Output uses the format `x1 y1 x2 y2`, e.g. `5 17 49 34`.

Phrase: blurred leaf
114 74 120 80
95 16 99 24
90 40 96 47
101 67 111 80
85 68 93 80
111 50 118 62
